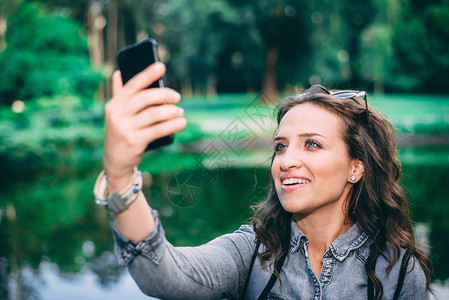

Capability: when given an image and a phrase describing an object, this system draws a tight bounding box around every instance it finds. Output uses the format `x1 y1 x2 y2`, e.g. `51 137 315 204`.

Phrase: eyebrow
273 132 325 142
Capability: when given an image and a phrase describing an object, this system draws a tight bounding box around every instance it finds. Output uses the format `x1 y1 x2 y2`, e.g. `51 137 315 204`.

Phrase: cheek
311 153 350 180
318 160 352 188
316 161 335 178
271 158 280 184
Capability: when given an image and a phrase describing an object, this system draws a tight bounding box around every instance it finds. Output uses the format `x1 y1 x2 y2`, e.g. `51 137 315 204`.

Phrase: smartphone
117 38 174 151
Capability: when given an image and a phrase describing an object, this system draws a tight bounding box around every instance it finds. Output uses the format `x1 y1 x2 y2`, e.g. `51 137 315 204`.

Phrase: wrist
102 158 135 193
106 170 135 193
94 167 143 213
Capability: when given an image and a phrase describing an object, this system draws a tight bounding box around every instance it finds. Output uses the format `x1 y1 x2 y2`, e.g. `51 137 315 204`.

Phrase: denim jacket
111 210 428 299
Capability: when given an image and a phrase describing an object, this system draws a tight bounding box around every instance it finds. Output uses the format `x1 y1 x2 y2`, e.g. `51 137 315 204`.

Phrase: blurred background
0 0 448 299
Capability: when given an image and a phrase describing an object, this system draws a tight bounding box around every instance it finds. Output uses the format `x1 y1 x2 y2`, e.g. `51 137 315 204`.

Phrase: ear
349 159 364 183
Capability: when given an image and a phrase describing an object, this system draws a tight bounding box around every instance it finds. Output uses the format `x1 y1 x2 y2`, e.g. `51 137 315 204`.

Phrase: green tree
0 2 102 105
358 0 398 93
246 0 311 100
160 0 257 96
391 0 449 93
159 0 312 100
340 0 375 89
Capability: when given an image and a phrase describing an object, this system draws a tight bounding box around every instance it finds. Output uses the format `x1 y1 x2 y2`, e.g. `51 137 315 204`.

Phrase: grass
369 94 449 134
179 93 449 136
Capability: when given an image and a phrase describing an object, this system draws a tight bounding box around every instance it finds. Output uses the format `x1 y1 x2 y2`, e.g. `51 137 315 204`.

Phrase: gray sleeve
398 256 429 300
111 209 256 300
375 247 429 300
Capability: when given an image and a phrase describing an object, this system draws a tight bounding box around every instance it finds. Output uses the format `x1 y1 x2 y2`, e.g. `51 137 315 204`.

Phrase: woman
96 62 433 299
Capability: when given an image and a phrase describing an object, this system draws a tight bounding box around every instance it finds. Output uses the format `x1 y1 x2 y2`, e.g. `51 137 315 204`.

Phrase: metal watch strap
106 193 132 212
93 168 143 213
104 171 142 212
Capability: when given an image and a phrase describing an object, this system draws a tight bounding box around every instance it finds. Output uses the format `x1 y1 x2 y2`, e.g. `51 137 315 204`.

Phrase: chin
278 194 318 215
279 200 306 214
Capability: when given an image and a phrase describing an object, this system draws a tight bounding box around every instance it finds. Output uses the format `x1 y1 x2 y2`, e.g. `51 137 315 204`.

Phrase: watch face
94 168 142 213
106 193 129 213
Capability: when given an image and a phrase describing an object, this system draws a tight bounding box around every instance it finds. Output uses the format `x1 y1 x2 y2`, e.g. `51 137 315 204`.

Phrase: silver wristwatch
93 168 143 213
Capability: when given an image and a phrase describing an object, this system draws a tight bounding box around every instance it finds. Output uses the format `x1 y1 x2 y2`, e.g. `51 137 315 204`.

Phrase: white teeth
282 178 310 185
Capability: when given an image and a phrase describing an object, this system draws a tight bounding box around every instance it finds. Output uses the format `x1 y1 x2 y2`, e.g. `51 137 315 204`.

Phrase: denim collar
290 218 369 262
290 218 308 251
328 223 369 262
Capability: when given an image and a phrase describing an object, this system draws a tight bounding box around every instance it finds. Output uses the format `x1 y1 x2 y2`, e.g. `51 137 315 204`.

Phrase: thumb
112 70 123 97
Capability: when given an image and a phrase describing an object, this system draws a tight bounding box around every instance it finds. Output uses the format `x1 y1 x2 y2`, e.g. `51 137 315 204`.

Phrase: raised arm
101 64 256 299
102 62 186 242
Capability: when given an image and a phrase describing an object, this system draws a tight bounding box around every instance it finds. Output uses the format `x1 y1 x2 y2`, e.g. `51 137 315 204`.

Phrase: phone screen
118 38 164 89
117 38 173 151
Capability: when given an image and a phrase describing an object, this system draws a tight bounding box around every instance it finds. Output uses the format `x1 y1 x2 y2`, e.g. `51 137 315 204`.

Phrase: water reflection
1 147 448 298
6 260 152 300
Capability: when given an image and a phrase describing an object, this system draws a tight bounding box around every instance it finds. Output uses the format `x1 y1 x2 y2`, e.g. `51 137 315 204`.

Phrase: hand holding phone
117 38 174 151
103 64 185 190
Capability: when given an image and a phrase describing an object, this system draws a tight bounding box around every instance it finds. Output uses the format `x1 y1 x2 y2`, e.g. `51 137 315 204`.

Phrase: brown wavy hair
251 85 433 299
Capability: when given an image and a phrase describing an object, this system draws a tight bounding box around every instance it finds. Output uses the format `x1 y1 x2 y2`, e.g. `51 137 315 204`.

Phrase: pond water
1 145 449 299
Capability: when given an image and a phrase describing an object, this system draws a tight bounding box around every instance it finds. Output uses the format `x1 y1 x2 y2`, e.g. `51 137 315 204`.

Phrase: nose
279 147 302 171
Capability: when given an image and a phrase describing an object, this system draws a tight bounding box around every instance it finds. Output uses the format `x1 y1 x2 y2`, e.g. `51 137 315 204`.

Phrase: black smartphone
117 38 174 151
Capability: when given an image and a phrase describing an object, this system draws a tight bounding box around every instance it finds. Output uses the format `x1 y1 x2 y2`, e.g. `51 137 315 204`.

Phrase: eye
274 142 287 153
305 139 321 149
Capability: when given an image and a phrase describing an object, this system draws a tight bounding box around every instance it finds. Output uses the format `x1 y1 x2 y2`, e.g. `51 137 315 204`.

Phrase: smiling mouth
282 178 310 186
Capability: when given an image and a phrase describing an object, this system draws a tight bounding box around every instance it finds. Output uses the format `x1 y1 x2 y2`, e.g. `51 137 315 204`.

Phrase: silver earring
350 176 356 182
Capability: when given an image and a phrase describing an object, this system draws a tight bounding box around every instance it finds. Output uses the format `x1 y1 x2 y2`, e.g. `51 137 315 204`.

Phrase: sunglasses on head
331 90 369 123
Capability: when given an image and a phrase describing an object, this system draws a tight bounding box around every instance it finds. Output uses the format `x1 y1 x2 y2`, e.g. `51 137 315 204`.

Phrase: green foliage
159 0 449 93
0 2 103 105
390 0 449 93
0 95 104 190
291 0 377 89
401 162 449 280
3 0 449 95
159 0 315 93
160 0 263 93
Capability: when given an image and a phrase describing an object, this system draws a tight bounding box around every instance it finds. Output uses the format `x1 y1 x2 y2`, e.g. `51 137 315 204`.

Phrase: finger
112 70 123 97
136 117 187 144
129 88 181 113
119 62 166 100
133 104 184 129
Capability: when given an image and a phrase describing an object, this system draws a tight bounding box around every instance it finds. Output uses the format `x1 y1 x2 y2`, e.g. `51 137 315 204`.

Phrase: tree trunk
105 0 118 99
206 74 217 98
87 1 105 100
181 77 193 98
261 45 280 103
0 17 6 42
348 34 361 88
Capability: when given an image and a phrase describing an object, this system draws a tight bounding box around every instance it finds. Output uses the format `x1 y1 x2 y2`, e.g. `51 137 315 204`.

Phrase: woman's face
271 103 360 217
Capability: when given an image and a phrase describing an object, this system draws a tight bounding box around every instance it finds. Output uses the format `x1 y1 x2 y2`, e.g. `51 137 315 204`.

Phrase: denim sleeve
111 209 256 300
398 256 429 300
375 248 429 300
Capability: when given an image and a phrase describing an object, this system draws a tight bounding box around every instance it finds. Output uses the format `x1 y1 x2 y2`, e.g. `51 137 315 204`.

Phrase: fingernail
150 62 164 73
154 61 164 69
177 107 184 115
173 92 181 101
